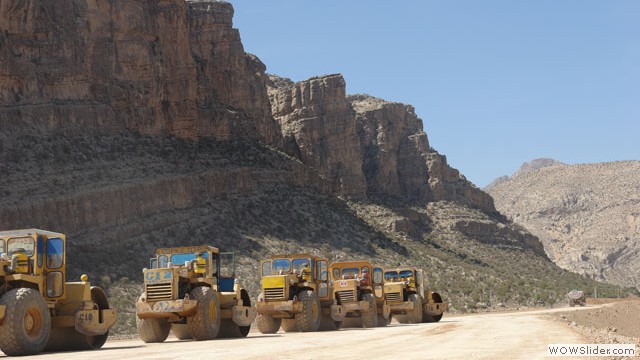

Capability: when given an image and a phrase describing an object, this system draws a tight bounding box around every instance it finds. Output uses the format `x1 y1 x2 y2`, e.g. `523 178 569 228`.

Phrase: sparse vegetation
2 131 636 336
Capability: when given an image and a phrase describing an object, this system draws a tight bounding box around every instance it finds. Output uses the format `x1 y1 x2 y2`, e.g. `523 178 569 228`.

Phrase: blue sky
228 1 639 187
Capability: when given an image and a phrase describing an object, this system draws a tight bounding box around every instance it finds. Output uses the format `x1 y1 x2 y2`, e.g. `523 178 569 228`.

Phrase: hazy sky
229 0 639 187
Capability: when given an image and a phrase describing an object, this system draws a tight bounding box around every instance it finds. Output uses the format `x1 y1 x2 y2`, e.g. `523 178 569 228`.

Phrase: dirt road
2 307 598 360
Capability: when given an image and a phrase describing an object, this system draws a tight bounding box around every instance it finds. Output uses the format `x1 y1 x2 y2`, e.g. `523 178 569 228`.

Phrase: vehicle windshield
341 268 359 279
157 255 168 268
8 237 35 256
292 258 311 272
170 252 209 266
46 238 64 269
384 271 399 282
272 258 291 273
0 239 5 254
399 270 414 280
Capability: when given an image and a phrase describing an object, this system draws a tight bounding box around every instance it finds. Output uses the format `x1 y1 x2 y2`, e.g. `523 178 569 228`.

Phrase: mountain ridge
487 159 640 291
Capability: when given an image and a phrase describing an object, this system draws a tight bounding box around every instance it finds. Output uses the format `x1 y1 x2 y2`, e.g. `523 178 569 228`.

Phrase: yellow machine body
329 260 389 324
0 229 116 356
136 245 256 339
383 267 447 322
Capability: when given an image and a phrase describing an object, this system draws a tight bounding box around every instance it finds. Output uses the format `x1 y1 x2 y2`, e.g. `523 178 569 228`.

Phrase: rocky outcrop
267 74 367 197
268 79 495 212
352 94 495 212
0 0 279 142
352 95 431 201
487 160 640 290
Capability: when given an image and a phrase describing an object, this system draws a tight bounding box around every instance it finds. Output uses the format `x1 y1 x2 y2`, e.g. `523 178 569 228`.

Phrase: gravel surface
550 298 640 359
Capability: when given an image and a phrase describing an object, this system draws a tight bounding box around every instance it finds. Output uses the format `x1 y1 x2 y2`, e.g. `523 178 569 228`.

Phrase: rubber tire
0 288 51 356
219 289 252 338
172 323 192 340
137 317 170 343
407 294 423 324
256 292 282 334
85 286 110 349
423 313 443 322
422 292 445 323
281 318 298 332
295 290 321 332
377 312 390 327
319 314 342 331
188 287 221 341
396 314 409 324
341 317 362 328
361 293 377 328
235 289 252 337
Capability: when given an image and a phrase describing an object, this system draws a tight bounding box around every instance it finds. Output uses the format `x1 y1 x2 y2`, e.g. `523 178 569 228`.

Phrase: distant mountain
513 158 566 177
485 158 566 191
486 160 640 290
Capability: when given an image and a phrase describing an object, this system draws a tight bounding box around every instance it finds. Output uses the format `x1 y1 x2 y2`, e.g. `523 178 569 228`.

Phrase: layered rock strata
0 0 279 142
268 76 495 212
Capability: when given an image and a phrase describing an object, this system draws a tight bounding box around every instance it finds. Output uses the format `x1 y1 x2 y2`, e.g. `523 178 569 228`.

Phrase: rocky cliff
268 76 495 212
487 160 640 290
0 0 279 142
267 74 366 197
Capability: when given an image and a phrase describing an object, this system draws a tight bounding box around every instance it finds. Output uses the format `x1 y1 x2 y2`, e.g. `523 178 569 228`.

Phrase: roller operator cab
256 254 343 333
0 229 116 357
135 245 256 343
329 260 390 328
383 267 447 323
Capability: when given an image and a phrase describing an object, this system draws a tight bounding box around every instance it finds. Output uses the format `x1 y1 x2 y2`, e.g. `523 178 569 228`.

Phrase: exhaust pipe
7 254 19 273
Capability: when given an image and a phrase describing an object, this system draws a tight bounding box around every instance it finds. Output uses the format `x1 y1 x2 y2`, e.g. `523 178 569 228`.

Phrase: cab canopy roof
385 267 419 273
268 253 323 260
329 260 376 270
0 229 65 239
155 245 219 255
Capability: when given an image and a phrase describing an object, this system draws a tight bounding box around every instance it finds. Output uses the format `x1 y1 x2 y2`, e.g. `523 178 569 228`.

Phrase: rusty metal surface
424 302 448 315
74 309 117 336
135 299 198 318
389 301 415 313
256 300 302 314
232 305 257 326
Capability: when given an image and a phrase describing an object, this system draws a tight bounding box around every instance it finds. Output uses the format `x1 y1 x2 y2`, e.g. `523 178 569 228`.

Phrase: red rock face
0 0 279 142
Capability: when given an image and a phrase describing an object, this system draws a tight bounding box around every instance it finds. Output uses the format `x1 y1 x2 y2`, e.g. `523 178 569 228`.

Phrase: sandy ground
7 303 635 360
550 299 640 350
